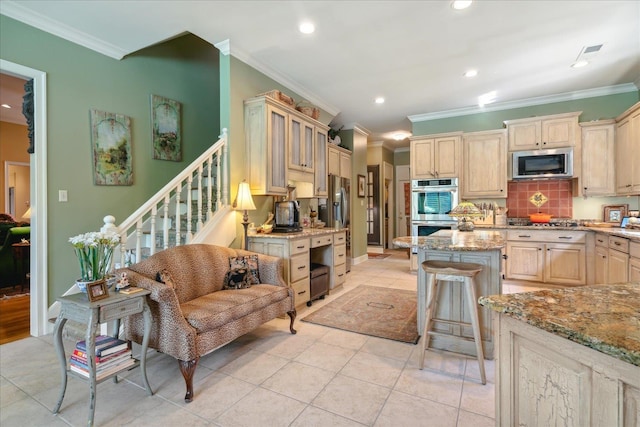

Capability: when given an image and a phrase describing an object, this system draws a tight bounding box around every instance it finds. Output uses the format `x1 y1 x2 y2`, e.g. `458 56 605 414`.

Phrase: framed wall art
357 174 366 198
603 204 628 224
90 109 133 185
151 94 182 161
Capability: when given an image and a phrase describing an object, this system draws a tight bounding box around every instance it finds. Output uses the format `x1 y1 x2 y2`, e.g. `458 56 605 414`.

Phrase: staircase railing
108 129 229 267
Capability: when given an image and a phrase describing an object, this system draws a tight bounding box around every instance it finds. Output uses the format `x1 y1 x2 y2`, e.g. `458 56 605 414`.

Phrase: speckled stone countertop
393 230 505 251
248 227 346 240
479 283 640 366
475 224 640 242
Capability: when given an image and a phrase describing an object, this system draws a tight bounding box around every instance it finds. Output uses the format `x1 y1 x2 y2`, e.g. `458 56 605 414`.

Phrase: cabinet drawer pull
519 235 531 238
614 242 621 246
296 245 305 249
338 254 344 257
597 239 604 243
558 236 573 240
338 274 344 277
298 265 306 270
297 290 306 295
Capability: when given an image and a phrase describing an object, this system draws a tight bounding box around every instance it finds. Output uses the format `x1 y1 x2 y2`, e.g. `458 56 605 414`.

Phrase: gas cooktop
507 218 580 227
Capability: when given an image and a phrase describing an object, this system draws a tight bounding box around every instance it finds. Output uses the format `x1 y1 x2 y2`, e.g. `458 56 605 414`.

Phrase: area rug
301 285 419 344
367 253 391 259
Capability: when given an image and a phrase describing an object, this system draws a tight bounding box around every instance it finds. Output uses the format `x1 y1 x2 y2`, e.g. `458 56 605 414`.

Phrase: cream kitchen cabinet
314 128 328 197
332 232 347 289
505 230 587 285
410 132 461 179
327 144 351 179
594 233 608 284
245 96 329 196
608 235 629 284
461 129 507 198
247 236 311 307
504 111 581 151
579 120 616 197
630 241 640 282
615 102 640 195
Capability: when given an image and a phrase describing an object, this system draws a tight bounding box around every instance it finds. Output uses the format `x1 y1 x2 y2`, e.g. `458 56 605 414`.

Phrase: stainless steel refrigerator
319 175 351 272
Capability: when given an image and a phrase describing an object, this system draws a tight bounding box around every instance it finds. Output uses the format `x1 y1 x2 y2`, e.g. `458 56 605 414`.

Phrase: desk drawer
609 236 629 253
334 244 346 266
595 234 608 247
334 263 347 288
290 238 310 255
311 235 333 248
292 278 310 306
334 232 347 245
100 297 143 323
290 254 310 283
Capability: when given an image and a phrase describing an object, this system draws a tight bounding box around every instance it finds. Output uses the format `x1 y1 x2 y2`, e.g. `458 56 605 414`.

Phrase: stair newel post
206 154 213 221
175 183 182 246
186 174 193 243
196 164 204 231
150 206 157 256
162 194 170 250
221 129 229 207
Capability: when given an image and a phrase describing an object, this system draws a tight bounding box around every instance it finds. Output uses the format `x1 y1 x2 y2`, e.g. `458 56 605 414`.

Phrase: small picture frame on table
87 281 110 302
603 204 628 224
357 174 366 198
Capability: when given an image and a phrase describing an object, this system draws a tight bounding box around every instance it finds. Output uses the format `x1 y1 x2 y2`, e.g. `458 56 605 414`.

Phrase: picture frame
90 110 133 185
151 94 182 161
87 280 109 302
357 174 366 198
629 210 639 218
603 204 628 224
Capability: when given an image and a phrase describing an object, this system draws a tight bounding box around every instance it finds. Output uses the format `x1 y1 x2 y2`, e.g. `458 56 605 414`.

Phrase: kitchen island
393 230 505 358
479 284 640 426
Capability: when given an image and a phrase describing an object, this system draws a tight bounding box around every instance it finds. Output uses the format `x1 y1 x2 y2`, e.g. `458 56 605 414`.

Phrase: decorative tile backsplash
507 180 573 218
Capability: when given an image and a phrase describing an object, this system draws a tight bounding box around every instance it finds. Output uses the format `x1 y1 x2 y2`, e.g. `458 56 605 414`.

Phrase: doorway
366 165 380 245
1 60 48 337
395 165 411 238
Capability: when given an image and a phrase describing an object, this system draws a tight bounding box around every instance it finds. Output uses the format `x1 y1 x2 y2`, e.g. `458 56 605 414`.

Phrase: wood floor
0 294 30 344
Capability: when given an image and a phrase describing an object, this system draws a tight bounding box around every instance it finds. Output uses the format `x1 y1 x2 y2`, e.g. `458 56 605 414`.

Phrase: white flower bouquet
69 231 121 281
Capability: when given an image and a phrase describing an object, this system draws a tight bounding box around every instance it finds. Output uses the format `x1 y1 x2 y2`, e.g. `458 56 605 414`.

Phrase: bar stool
419 260 486 385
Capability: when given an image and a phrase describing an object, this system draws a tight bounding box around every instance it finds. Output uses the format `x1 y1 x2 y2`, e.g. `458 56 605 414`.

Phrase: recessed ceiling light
1 104 11 109
392 132 411 141
571 60 589 68
463 69 478 78
451 0 473 10
478 91 497 107
375 97 385 104
299 22 315 34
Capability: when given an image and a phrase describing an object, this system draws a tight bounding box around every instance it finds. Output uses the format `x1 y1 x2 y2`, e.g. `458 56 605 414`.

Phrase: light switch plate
59 190 68 202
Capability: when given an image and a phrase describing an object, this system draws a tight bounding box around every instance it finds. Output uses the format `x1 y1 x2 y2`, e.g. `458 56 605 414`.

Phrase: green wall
412 91 639 136
0 16 220 303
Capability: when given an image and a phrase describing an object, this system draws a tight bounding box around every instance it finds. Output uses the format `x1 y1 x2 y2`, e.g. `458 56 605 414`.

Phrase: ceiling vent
577 44 603 59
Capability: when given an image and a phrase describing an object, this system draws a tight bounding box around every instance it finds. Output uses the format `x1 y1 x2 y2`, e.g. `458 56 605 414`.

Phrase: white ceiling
2 0 639 149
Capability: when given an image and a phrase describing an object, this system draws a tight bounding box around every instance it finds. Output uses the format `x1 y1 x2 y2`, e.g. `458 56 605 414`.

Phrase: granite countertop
393 230 505 251
479 283 640 366
248 227 346 240
475 224 640 242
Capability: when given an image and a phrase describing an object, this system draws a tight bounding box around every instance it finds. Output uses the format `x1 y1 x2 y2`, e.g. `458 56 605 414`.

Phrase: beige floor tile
290 405 367 427
460 380 495 419
216 387 306 427
294 342 355 373
318 328 368 351
262 361 334 403
312 374 391 425
408 347 468 377
359 336 414 362
0 396 69 427
394 367 464 408
0 377 29 408
339 351 405 388
456 409 495 427
219 349 289 385
249 332 317 360
374 390 458 427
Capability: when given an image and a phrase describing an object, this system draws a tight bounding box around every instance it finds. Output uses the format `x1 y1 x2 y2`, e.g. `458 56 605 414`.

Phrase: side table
11 242 30 291
52 289 153 427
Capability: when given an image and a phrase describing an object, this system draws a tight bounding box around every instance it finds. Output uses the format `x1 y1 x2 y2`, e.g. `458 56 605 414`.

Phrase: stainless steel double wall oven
411 178 458 246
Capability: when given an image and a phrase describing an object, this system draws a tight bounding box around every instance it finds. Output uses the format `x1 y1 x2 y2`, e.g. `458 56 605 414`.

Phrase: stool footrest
427 330 478 343
431 317 472 328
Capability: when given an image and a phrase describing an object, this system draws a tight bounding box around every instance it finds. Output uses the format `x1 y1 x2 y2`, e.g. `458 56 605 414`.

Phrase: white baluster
175 183 182 246
196 165 203 231
150 206 157 256
186 174 193 243
163 194 170 250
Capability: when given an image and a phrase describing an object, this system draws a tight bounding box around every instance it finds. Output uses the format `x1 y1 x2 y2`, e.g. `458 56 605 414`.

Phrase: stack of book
69 335 135 381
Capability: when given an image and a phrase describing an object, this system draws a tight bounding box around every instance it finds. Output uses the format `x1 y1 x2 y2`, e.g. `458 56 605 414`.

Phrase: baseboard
367 246 384 254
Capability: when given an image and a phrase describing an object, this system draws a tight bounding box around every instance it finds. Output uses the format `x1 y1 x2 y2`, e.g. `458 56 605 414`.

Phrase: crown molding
2 1 127 60
214 39 230 56
409 83 639 123
394 146 410 153
342 123 371 136
222 41 340 117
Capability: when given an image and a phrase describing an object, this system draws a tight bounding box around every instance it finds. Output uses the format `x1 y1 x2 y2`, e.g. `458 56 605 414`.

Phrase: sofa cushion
223 268 251 290
229 255 260 285
180 284 290 333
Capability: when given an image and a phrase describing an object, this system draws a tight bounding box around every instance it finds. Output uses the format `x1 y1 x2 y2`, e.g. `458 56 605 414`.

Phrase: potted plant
69 231 120 292
328 125 343 145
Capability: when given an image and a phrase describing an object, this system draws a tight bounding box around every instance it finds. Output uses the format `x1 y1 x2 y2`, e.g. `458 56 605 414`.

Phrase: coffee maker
273 185 302 233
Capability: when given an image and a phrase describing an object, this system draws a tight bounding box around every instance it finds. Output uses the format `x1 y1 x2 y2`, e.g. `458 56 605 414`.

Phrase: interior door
395 165 410 238
367 165 380 245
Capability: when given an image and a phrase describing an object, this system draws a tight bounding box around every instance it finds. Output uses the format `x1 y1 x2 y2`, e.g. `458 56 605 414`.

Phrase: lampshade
448 201 483 218
233 181 256 211
22 206 31 220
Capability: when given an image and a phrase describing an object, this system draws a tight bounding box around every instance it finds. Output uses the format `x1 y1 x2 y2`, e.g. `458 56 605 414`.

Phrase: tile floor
0 249 554 427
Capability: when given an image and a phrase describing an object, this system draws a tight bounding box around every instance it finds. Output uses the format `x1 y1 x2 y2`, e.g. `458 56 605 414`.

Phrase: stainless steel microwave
511 147 573 180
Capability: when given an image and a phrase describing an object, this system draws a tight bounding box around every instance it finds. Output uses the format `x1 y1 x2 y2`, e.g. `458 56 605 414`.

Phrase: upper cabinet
328 144 352 179
579 120 616 197
410 132 461 180
244 96 329 195
504 112 581 151
615 102 640 195
314 128 328 197
461 130 507 198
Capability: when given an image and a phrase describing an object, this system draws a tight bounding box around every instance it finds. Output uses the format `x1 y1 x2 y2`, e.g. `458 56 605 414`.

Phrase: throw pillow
223 268 251 289
229 255 260 285
156 269 175 289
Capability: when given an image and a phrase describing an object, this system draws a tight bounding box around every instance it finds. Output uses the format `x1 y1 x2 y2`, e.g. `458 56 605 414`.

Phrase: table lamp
233 180 256 249
449 201 483 232
22 206 31 221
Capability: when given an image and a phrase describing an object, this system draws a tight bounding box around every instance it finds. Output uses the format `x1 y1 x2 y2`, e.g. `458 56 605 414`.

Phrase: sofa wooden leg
178 358 199 402
287 310 297 334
